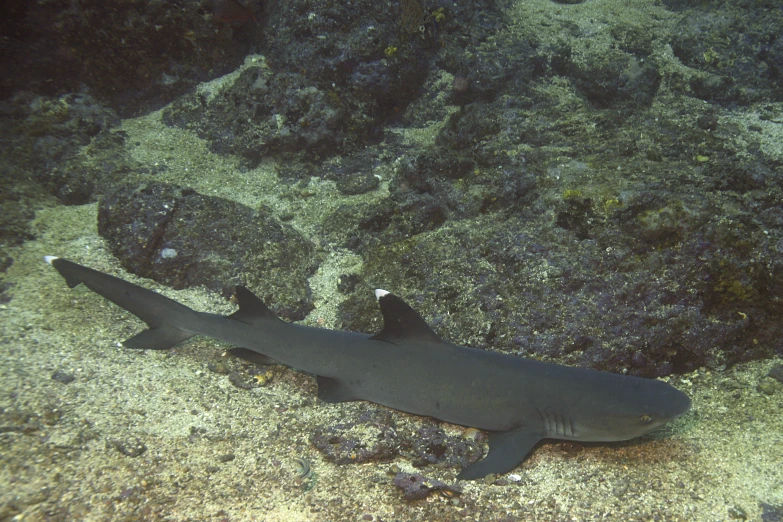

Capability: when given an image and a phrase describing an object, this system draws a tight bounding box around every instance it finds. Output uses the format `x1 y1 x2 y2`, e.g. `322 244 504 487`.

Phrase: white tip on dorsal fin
370 290 444 345
44 256 59 265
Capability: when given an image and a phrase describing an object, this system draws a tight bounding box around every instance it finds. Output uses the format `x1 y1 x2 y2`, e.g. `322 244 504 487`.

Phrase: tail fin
46 256 196 350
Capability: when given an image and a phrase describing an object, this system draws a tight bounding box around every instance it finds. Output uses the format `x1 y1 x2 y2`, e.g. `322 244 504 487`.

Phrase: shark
46 256 691 480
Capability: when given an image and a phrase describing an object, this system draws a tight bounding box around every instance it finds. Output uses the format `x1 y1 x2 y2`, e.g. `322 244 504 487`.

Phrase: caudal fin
46 256 196 350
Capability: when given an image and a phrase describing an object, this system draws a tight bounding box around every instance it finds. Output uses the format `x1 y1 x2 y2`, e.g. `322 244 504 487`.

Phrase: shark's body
47 257 691 480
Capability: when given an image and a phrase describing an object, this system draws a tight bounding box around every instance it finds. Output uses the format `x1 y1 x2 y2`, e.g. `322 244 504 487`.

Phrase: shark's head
562 374 691 443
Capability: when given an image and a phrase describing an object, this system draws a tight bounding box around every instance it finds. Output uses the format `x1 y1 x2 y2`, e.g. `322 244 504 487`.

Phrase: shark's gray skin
46 256 691 480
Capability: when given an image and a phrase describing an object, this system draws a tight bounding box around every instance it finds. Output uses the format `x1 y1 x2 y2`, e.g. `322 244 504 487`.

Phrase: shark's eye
640 415 652 424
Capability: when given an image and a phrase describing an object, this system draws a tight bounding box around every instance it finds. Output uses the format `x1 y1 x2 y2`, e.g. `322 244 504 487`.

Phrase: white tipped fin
44 256 59 265
370 289 444 344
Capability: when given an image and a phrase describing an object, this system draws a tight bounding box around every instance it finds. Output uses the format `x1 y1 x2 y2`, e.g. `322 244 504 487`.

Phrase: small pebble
218 453 235 463
728 505 747 519
51 370 75 384
109 437 147 458
757 379 777 396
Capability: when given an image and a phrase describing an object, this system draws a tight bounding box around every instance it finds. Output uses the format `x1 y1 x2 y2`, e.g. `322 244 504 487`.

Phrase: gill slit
535 408 575 438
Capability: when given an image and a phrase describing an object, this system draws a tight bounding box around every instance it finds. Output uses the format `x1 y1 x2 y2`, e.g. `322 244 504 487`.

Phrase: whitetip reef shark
46 256 691 480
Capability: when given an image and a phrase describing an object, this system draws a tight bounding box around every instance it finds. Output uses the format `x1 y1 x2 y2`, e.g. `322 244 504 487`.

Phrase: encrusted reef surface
1 0 783 519
98 181 318 318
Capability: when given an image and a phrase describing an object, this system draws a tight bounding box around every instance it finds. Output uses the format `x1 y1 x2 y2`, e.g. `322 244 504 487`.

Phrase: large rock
338 203 783 378
98 182 318 320
0 0 257 117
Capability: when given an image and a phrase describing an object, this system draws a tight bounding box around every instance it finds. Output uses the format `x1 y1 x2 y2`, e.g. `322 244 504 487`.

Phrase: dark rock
565 48 661 109
0 282 13 303
323 191 461 252
358 203 396 235
691 74 739 105
337 274 362 294
450 75 474 106
162 0 432 163
346 206 783 377
337 291 382 335
768 365 783 384
335 172 380 196
0 259 13 275
228 372 254 390
311 410 399 464
670 6 783 104
98 182 318 320
408 426 483 469
392 472 462 501
317 151 384 195
208 358 232 375
0 1 257 117
0 92 122 208
109 437 147 458
51 370 75 384
556 196 594 241
761 502 783 522
395 201 448 237
217 453 236 463
0 200 35 249
697 113 719 131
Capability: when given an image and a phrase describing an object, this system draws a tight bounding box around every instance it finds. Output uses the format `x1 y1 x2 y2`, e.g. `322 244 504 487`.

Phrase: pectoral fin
457 428 543 480
316 376 358 403
123 326 194 350
228 347 279 366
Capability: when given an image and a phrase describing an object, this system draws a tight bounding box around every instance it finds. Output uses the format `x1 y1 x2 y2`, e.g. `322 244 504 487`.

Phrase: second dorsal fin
228 286 281 324
370 289 444 344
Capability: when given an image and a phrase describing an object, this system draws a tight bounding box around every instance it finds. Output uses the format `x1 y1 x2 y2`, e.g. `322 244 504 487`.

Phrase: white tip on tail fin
375 289 390 300
44 256 59 265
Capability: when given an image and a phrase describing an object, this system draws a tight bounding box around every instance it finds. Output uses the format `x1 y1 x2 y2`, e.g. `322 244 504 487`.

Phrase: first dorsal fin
370 289 444 344
228 286 281 324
